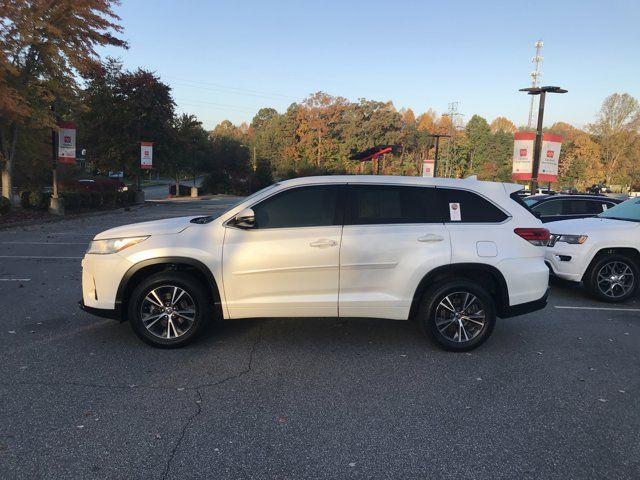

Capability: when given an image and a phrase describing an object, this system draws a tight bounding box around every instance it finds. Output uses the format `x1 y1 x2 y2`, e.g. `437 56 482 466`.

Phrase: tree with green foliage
0 0 126 202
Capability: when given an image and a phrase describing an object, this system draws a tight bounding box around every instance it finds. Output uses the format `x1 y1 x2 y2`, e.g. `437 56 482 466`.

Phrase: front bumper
499 287 549 318
79 300 121 320
545 246 586 282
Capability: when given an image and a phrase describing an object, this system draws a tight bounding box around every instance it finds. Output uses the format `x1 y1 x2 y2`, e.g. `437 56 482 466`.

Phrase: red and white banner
511 132 534 180
512 132 562 182
539 134 562 182
140 142 153 169
422 159 435 178
58 122 76 165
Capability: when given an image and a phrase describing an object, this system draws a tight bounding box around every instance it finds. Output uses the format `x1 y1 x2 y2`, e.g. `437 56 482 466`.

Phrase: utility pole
51 105 58 200
519 86 567 192
443 102 463 178
527 40 544 129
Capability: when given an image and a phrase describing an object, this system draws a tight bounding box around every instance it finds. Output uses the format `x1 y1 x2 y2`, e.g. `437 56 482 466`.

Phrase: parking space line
555 305 640 312
0 255 82 259
0 278 31 282
0 241 87 245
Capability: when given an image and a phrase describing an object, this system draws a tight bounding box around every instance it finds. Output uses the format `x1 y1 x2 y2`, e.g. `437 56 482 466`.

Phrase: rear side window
346 185 440 225
440 188 508 223
533 200 563 216
564 200 592 215
252 185 341 228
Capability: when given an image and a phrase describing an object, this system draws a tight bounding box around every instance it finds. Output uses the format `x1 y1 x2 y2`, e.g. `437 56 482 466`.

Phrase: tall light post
519 85 567 192
425 133 450 177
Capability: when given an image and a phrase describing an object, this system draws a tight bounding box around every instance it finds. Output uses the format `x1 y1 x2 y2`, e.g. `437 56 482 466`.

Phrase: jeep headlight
549 234 588 247
86 236 149 254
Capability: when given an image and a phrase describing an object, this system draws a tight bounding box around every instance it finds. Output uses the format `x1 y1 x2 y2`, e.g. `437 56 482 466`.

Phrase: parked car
545 197 640 302
560 187 579 195
524 194 622 223
80 175 550 351
169 184 193 196
61 178 127 192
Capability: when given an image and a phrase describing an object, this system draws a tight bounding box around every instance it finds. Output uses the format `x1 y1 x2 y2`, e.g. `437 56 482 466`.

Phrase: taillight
514 228 550 246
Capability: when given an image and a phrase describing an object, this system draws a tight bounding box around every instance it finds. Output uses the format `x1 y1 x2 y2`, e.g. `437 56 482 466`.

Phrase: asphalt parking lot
1 197 638 480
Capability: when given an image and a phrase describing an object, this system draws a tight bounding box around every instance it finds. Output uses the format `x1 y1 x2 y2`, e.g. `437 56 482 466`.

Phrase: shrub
0 196 11 215
19 191 31 209
28 191 51 210
169 184 193 196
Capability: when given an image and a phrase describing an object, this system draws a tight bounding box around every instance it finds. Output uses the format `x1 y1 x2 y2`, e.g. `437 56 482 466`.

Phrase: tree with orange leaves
0 0 126 202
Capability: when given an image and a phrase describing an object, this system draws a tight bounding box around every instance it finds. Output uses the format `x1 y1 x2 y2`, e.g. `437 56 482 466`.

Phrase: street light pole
519 86 567 192
426 133 451 177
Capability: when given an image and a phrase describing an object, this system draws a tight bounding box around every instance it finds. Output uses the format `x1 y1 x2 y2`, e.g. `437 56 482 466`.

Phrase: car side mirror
233 208 256 228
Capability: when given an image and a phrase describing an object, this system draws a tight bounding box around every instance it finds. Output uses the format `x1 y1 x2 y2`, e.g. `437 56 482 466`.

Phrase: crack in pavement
161 322 264 480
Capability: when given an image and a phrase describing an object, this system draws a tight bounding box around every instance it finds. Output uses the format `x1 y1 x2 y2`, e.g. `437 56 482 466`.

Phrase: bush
169 184 193 196
201 172 231 195
19 191 31 209
60 191 135 212
28 191 51 210
0 196 11 215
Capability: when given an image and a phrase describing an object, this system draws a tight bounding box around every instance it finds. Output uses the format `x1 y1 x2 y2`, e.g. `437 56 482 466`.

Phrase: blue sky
100 0 640 130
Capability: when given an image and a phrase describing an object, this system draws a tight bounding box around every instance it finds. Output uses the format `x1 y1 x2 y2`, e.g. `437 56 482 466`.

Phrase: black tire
418 279 496 352
584 254 639 303
128 271 212 348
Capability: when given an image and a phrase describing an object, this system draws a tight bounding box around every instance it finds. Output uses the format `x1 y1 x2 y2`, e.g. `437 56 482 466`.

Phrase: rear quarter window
439 188 508 223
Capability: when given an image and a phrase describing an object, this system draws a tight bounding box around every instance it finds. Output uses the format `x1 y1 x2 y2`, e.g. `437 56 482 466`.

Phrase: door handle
309 239 338 248
418 234 444 243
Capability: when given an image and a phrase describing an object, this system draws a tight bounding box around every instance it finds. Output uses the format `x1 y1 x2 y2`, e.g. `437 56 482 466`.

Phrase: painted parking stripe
0 241 87 245
0 278 31 282
554 305 640 312
0 255 82 259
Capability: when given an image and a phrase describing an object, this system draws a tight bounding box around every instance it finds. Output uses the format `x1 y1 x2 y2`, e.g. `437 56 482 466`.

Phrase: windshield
524 197 542 206
597 198 640 222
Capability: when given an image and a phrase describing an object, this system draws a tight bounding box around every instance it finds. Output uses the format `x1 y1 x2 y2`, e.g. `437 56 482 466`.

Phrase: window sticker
602 204 608 211
449 202 461 221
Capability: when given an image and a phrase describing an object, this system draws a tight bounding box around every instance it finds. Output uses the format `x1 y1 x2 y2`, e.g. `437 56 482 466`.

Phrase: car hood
94 216 196 240
547 216 640 234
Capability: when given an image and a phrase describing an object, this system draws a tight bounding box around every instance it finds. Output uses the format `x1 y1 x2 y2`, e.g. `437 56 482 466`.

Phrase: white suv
80 175 550 351
546 197 640 302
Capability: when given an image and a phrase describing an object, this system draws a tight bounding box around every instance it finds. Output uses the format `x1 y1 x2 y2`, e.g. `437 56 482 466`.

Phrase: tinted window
590 201 615 214
346 185 440 225
564 200 591 215
533 199 563 216
440 188 508 223
252 185 341 228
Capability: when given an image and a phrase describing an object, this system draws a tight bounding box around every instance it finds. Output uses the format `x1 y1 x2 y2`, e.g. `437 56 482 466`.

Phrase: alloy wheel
434 291 486 343
140 285 197 339
596 261 635 299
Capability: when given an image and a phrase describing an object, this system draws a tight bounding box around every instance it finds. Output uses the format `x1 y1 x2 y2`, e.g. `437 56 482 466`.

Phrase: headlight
549 234 588 247
86 236 148 254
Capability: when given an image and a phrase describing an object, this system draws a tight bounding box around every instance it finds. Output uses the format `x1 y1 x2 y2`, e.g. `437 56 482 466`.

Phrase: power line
165 75 295 101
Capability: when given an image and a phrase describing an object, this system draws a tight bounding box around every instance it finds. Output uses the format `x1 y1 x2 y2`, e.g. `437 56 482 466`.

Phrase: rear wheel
128 272 211 348
418 280 496 351
585 254 638 303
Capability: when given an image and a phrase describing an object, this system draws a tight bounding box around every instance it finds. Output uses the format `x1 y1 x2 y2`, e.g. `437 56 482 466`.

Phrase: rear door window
345 185 441 225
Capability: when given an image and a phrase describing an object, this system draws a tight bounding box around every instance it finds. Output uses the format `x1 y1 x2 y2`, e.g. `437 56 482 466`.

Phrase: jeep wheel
585 254 638 303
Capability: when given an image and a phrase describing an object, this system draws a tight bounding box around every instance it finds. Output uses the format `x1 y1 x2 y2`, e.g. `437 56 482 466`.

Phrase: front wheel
128 272 212 348
418 280 496 351
584 254 639 303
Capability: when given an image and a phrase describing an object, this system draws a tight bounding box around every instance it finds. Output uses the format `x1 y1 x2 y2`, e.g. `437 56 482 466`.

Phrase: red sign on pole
57 121 77 165
140 142 153 169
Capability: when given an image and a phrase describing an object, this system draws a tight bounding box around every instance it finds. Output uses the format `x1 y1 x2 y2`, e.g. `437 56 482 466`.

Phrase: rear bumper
498 287 549 318
79 300 121 321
